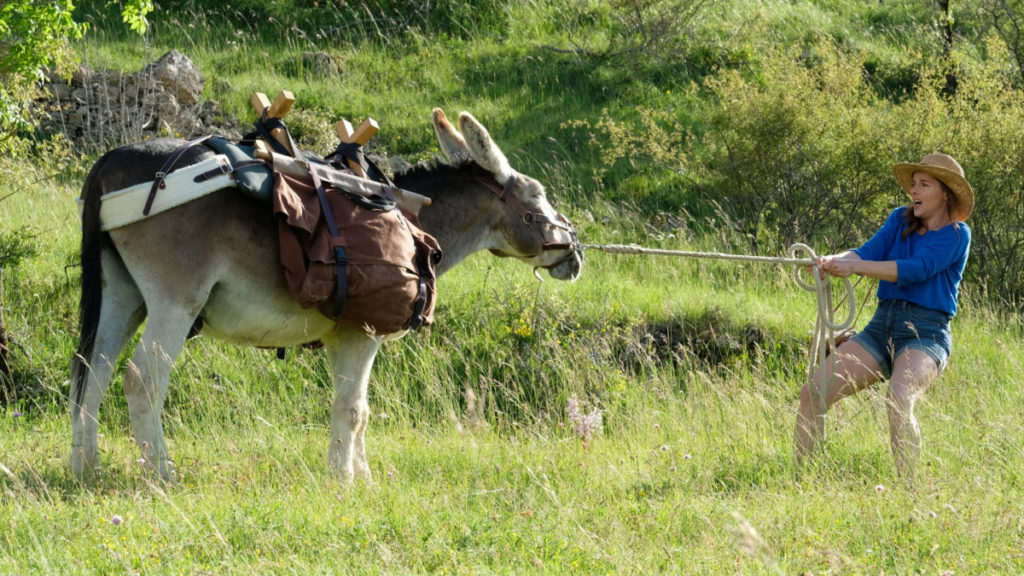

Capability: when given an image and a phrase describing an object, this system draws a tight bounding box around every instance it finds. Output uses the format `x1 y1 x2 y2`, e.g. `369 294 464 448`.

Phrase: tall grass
3 0 1024 573
4 152 1023 572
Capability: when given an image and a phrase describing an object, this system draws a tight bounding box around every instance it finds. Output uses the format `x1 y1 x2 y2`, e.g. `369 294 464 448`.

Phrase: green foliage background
2 0 1024 573
51 0 1024 302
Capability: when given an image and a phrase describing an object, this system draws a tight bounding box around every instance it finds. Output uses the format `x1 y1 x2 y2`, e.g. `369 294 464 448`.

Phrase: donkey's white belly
106 189 340 349
198 279 337 347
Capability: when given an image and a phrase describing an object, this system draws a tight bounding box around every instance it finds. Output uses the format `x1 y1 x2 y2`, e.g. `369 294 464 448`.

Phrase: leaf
118 0 155 36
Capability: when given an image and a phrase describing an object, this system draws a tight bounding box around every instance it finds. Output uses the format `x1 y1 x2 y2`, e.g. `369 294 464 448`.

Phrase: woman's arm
818 251 899 282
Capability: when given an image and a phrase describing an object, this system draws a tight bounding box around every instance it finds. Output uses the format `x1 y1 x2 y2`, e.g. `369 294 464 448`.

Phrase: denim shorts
848 299 953 379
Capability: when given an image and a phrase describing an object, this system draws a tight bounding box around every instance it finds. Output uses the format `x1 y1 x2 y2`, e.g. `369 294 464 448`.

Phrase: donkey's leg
123 307 195 481
325 328 381 481
70 251 145 477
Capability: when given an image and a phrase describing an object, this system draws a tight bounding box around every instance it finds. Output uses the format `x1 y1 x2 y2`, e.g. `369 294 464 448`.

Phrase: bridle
474 172 582 275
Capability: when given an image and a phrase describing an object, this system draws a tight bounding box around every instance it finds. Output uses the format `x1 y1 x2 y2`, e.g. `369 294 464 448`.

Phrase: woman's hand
817 255 857 278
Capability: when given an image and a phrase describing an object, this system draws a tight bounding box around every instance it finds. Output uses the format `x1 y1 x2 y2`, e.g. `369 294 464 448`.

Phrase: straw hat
892 153 974 222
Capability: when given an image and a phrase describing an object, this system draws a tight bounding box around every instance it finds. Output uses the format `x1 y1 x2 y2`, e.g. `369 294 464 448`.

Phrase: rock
211 77 233 95
72 65 94 85
385 155 414 177
142 50 204 105
44 83 72 100
33 50 242 149
301 51 344 78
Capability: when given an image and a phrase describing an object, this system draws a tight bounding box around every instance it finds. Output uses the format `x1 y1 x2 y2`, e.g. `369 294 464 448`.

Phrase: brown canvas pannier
272 172 441 334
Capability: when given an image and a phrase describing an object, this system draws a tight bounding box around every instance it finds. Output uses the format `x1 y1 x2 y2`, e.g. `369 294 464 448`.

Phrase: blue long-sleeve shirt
853 206 970 316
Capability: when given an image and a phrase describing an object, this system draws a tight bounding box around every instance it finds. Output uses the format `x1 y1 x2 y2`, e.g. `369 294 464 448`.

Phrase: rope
582 242 857 424
580 243 814 266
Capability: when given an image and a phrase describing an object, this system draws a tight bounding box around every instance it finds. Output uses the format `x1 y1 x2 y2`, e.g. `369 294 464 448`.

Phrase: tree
0 0 153 152
937 0 960 95
0 0 150 402
979 0 1024 85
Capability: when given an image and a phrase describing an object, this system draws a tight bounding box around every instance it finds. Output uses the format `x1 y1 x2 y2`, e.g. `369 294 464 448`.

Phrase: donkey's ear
458 111 514 184
432 108 472 164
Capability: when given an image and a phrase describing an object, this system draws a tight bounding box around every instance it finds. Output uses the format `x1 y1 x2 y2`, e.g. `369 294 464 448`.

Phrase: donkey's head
432 108 583 281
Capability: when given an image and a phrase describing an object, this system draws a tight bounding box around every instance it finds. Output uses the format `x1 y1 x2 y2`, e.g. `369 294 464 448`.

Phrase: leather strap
475 173 576 252
144 134 214 216
257 109 300 158
193 159 265 183
308 162 348 318
409 253 430 330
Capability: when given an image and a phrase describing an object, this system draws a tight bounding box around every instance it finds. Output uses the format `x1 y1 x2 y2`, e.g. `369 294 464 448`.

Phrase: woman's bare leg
795 341 885 466
887 348 939 481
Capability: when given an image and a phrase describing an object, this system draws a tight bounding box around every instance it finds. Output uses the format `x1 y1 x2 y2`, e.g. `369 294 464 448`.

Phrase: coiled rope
581 242 857 415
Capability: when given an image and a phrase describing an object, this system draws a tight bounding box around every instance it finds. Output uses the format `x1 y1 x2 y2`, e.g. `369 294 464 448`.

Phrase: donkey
70 108 583 482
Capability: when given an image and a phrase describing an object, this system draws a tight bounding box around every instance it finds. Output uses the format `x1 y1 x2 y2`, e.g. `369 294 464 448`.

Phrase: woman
795 152 973 479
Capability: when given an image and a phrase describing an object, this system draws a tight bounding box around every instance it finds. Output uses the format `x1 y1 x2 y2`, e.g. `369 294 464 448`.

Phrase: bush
975 0 1024 85
700 42 898 255
0 225 39 407
930 38 1024 306
558 0 709 69
0 0 84 154
696 36 1024 305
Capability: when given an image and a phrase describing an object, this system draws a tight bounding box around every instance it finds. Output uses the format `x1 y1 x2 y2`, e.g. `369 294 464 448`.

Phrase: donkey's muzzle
541 212 583 281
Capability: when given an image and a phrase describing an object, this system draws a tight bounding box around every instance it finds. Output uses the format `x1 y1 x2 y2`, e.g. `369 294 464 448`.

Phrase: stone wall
36 50 243 151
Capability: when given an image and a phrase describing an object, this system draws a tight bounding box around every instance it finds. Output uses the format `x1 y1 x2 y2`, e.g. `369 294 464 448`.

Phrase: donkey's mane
394 155 488 182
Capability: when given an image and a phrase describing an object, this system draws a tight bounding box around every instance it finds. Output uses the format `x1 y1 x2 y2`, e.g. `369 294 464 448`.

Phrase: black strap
193 159 266 183
256 108 300 158
144 134 214 216
409 258 429 331
327 142 367 174
326 141 393 188
308 164 348 318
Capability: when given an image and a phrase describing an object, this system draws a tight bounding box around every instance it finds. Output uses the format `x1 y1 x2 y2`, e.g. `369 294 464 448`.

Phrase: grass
3 0 1024 572
3 339 1023 574
3 155 1024 574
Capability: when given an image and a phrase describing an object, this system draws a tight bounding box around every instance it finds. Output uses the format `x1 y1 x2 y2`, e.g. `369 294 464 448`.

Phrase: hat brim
892 163 974 222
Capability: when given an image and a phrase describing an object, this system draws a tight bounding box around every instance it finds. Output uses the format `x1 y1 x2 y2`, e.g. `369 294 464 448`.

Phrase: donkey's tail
71 153 112 410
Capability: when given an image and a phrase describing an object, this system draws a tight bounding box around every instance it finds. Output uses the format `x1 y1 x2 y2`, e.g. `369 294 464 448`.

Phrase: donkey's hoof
353 465 374 484
331 466 356 483
70 445 101 480
138 457 178 484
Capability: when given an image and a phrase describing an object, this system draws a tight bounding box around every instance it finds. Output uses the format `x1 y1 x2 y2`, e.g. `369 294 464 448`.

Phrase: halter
474 172 583 276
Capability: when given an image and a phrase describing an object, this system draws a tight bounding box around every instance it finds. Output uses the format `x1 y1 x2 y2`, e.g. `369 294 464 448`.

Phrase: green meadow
2 1 1024 573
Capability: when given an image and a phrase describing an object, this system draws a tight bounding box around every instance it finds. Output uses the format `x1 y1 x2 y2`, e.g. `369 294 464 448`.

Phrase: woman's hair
902 181 960 237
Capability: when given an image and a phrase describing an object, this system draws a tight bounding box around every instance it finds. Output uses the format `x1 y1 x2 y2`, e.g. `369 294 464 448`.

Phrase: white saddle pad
78 154 237 231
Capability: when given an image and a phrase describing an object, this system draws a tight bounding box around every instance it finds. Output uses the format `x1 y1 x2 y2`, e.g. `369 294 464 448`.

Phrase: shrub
697 36 1024 305
700 42 897 255
0 0 84 154
929 38 1024 306
557 0 710 69
0 226 38 407
976 0 1024 85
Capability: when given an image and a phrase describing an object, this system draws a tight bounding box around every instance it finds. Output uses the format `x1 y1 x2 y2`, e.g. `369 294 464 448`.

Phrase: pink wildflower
566 396 603 444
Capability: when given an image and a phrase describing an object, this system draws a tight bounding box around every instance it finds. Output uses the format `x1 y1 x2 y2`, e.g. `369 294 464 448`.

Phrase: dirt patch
617 308 780 371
